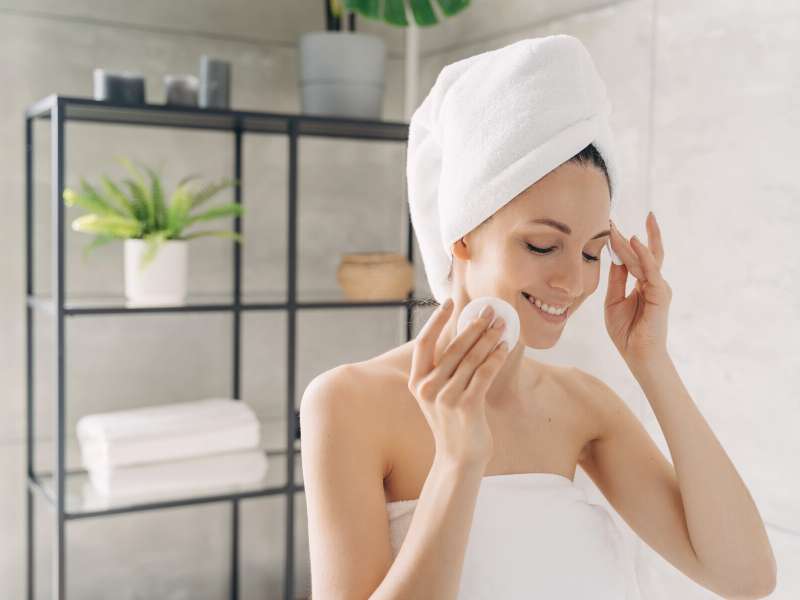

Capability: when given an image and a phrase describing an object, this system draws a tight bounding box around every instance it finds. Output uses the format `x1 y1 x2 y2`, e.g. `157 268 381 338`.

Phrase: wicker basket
336 251 413 301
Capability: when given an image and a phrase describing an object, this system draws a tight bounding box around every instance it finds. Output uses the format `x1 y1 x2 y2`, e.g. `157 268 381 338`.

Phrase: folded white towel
86 448 269 499
406 34 622 303
76 398 260 471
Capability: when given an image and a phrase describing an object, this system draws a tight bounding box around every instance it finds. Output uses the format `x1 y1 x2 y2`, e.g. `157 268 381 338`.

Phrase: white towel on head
406 34 622 303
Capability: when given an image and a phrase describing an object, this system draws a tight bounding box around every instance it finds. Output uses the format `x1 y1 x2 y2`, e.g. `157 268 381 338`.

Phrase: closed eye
526 243 600 263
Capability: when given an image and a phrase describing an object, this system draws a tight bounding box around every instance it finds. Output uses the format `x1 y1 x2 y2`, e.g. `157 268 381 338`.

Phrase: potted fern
62 156 244 306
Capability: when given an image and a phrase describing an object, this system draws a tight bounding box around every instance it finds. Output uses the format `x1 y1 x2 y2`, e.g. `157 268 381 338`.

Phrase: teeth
524 293 567 315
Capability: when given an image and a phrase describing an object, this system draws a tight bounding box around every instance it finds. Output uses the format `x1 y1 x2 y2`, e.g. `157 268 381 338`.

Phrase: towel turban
406 34 621 304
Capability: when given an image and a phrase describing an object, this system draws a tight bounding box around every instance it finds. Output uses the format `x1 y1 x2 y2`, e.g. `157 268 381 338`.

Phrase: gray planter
298 31 386 119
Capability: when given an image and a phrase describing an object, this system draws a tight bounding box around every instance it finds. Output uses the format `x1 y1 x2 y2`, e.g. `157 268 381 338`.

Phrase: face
452 160 611 349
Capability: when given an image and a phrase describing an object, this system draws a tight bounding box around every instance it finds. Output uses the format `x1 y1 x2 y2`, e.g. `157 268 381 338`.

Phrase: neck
432 295 534 411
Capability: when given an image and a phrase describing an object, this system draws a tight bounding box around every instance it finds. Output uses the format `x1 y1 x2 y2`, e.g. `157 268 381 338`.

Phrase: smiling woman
303 34 651 600
302 33 776 600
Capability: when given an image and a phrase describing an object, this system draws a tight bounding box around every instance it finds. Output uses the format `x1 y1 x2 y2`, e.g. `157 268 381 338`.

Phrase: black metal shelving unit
24 94 421 600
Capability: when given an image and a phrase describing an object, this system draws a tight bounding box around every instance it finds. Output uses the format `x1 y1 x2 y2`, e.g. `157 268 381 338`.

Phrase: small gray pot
298 31 386 119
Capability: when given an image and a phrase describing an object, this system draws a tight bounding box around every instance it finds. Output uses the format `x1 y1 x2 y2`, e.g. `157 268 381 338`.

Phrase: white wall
414 0 798 598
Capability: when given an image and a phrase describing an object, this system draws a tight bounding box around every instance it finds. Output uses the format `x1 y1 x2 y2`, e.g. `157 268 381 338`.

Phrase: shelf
26 94 409 141
30 447 303 520
25 92 416 599
27 289 432 316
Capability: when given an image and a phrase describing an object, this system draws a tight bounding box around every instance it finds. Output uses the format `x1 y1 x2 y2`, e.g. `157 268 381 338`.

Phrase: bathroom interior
0 0 797 598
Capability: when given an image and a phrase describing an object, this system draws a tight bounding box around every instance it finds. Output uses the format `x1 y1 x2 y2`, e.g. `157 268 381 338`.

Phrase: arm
301 365 485 600
371 456 485 600
628 353 777 598
604 213 777 598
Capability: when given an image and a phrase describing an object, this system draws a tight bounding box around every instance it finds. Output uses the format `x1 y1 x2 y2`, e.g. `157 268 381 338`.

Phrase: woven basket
336 252 413 301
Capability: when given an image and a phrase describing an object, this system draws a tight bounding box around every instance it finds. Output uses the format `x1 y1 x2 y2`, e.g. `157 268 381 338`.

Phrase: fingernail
491 316 505 330
479 304 494 319
607 240 623 265
443 297 453 310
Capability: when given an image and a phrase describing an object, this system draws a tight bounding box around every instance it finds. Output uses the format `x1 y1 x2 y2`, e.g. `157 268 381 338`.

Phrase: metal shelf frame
24 94 421 600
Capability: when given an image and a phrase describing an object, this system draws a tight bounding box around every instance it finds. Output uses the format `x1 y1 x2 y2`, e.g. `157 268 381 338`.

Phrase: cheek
500 245 534 270
587 266 602 292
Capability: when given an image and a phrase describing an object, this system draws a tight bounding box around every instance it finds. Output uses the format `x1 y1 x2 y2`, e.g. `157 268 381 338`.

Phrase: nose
547 255 584 298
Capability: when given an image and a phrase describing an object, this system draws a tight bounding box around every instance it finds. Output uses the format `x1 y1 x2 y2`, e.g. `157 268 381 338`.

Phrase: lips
521 291 570 320
521 291 569 312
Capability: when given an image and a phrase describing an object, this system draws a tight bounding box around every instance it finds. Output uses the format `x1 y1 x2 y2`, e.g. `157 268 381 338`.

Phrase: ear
452 236 470 261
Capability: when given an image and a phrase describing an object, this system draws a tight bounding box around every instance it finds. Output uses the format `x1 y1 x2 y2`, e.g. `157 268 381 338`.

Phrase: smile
521 292 569 323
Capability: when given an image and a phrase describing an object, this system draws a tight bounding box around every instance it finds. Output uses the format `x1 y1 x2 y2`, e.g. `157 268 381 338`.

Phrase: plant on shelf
62 156 244 306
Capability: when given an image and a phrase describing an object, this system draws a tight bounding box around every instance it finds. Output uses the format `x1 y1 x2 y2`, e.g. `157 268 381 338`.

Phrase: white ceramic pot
124 238 188 306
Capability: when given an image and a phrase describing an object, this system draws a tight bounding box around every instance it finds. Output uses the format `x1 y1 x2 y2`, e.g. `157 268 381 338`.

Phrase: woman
300 35 776 600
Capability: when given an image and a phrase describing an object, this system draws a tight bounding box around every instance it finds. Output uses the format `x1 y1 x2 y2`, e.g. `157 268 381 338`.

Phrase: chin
519 332 560 350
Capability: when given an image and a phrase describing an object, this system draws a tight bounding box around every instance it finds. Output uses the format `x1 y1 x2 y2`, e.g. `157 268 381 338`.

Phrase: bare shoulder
560 365 627 443
300 359 399 478
300 359 403 597
540 363 612 462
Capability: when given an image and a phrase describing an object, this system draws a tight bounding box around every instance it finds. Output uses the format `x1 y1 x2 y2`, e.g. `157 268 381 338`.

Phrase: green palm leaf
122 177 154 231
117 156 157 231
99 175 139 219
140 163 167 231
177 172 203 188
71 213 143 238
166 183 194 235
81 233 117 261
342 0 470 27
63 178 126 218
184 203 243 227
180 229 243 242
189 178 238 211
139 231 169 271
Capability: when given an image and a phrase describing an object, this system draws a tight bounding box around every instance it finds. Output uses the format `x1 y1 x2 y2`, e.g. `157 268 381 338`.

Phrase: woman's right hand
408 299 510 469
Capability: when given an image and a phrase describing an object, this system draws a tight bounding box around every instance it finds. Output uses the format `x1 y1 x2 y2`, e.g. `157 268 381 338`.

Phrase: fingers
465 339 510 399
645 211 664 269
445 317 506 394
631 235 668 288
436 307 496 383
609 220 647 281
410 298 453 386
604 256 629 306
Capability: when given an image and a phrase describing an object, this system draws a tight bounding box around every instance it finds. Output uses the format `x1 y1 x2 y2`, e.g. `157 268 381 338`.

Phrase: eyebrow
526 218 610 240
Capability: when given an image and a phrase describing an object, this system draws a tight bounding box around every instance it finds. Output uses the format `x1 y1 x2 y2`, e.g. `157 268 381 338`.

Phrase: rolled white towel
86 448 269 499
76 398 260 471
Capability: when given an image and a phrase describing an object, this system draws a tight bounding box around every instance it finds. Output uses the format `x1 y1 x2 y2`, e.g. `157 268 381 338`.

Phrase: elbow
720 563 777 599
749 551 778 599
749 565 777 599
706 552 777 600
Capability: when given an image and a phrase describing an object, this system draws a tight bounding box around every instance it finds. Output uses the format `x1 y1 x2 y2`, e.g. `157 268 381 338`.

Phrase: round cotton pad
456 296 521 351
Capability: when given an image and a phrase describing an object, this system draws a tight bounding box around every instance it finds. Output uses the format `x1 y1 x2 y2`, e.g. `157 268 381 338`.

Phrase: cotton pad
456 296 521 352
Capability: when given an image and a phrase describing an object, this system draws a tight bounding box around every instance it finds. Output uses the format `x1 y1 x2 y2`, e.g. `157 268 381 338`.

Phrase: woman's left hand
604 211 672 364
